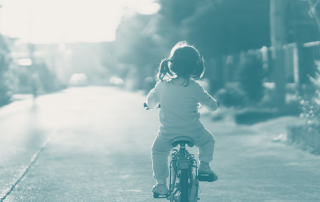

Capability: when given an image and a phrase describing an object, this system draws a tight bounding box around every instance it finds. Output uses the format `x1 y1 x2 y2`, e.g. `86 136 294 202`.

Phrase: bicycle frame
168 143 199 202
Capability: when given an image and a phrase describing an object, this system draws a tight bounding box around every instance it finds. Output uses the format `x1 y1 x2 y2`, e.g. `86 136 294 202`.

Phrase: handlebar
144 102 219 110
144 103 160 110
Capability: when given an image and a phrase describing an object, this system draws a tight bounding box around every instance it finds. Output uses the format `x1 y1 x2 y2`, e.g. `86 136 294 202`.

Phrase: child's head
156 41 204 85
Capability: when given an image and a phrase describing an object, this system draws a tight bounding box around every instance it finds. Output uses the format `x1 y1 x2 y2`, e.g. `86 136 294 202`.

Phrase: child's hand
144 103 150 110
144 103 160 110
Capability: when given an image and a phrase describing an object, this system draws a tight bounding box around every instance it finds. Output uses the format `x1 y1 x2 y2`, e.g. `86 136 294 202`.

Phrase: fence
219 41 320 86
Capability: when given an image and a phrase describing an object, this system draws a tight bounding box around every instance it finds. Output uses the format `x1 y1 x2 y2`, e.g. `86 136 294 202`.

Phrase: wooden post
293 43 300 85
270 0 286 106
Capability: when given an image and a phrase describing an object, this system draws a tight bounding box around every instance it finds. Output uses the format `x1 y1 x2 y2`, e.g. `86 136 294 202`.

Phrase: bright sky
0 0 160 43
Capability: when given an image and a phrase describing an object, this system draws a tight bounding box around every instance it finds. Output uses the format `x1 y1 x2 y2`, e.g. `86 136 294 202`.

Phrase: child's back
148 77 217 139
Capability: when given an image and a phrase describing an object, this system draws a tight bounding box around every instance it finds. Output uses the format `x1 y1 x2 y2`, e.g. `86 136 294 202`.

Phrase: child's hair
156 41 205 86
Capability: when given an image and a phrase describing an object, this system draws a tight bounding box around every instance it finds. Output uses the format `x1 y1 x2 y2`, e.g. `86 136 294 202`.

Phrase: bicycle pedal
198 173 215 182
153 193 168 199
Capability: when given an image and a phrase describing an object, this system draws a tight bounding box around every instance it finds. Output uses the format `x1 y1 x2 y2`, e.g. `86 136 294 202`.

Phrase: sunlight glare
137 2 160 15
0 0 160 43
18 58 32 66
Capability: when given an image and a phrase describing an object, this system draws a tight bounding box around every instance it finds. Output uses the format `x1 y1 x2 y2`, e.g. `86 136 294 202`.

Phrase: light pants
151 129 215 184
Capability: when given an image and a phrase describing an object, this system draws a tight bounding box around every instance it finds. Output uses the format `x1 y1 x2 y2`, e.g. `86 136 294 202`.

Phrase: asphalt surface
0 86 319 202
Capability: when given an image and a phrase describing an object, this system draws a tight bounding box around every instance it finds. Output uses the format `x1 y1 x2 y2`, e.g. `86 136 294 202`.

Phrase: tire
170 165 177 202
189 172 198 202
180 169 189 202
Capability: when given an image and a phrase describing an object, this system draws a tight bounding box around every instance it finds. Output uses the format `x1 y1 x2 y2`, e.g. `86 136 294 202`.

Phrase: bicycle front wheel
180 169 189 202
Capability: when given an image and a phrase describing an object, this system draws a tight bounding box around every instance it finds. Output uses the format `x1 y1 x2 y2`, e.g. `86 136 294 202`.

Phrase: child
146 41 219 195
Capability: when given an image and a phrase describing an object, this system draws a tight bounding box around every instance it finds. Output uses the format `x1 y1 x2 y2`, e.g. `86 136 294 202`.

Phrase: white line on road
0 126 60 202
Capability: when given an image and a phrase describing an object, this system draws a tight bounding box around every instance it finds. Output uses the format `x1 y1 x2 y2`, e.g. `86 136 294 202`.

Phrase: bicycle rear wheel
189 172 198 202
180 169 189 202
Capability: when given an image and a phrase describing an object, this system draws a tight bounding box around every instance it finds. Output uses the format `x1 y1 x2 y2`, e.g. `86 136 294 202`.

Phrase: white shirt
146 78 218 139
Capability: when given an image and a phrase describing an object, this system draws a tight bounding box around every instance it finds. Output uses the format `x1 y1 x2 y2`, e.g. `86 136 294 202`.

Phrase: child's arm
196 83 218 111
146 82 160 109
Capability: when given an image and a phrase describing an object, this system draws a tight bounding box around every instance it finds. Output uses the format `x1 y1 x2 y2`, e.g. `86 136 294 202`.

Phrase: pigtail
156 59 172 82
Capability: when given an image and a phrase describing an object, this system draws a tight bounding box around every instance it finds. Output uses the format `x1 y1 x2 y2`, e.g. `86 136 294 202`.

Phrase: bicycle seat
171 136 194 147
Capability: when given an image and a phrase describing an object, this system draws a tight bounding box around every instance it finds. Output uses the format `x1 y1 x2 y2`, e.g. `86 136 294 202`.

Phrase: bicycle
144 103 214 202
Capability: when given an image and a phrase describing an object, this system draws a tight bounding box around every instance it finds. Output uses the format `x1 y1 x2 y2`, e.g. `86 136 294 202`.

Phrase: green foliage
16 63 65 94
288 61 320 154
34 62 64 93
299 97 320 125
111 15 164 89
158 0 197 25
298 61 320 126
182 0 270 58
237 51 265 103
112 0 270 89
287 124 320 154
290 61 320 154
0 35 12 107
0 75 12 106
288 79 320 154
214 84 247 108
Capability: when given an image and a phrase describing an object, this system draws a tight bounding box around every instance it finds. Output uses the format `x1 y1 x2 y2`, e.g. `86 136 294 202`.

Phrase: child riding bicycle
146 41 219 196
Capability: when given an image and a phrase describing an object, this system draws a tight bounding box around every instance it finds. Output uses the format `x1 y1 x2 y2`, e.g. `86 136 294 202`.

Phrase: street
0 86 320 202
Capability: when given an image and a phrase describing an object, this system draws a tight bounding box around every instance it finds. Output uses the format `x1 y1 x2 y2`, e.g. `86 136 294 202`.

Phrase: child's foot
198 162 218 182
152 184 169 198
152 184 169 194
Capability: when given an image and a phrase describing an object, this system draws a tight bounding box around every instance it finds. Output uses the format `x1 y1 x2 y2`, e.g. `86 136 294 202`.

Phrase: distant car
109 76 124 87
69 73 88 86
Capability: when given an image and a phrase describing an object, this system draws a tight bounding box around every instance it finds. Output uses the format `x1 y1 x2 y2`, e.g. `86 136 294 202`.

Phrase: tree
238 51 265 103
112 14 164 89
181 0 270 58
0 34 12 106
111 0 271 90
307 0 320 33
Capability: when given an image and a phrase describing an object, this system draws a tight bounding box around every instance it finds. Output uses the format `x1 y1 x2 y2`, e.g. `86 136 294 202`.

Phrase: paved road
0 86 319 202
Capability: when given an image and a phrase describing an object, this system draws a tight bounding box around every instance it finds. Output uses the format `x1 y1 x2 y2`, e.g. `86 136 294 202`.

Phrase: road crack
0 126 60 202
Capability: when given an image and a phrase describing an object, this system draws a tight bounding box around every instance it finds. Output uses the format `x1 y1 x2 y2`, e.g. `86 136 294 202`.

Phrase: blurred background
1 0 320 143
1 0 320 132
0 0 319 107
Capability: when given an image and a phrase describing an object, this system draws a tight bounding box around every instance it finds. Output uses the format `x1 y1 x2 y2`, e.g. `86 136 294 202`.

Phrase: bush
286 60 320 154
299 61 320 126
235 107 279 125
287 125 320 154
0 35 12 107
237 51 265 103
34 62 65 93
214 83 247 108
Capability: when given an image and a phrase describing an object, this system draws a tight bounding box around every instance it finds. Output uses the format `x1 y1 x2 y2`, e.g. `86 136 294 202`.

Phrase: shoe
152 184 169 198
198 162 218 182
152 184 168 194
